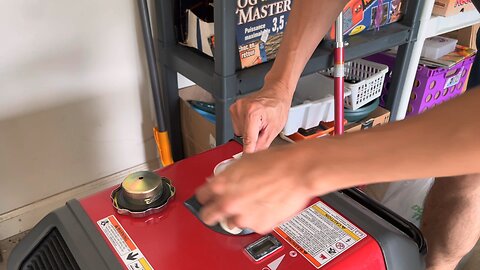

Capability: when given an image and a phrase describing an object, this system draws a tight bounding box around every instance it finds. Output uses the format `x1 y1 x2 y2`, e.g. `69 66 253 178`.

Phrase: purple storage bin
365 52 475 117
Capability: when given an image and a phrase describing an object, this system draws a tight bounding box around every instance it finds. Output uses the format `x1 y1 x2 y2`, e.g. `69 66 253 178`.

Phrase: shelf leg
214 97 235 145
213 0 237 146
385 42 417 120
387 0 433 121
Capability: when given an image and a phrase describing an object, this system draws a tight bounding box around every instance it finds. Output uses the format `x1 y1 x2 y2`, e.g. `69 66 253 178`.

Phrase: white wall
0 1 160 217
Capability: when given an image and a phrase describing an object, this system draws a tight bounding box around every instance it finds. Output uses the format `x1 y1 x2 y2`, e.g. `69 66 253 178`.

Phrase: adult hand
230 81 293 153
195 145 322 234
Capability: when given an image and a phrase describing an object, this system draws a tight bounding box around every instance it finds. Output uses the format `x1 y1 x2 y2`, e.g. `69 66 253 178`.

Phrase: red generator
8 140 426 270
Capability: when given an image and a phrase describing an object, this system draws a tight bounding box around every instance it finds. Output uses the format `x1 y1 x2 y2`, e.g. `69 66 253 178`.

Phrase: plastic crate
365 52 475 117
283 73 352 136
320 59 389 110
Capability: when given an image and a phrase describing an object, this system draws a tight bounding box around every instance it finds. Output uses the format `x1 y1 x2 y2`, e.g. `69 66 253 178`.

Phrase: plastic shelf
161 23 412 97
426 9 480 38
391 0 480 121
154 0 422 154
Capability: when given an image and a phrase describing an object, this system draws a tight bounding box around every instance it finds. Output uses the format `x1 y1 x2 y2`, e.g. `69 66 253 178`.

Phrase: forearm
265 0 349 95
296 88 480 192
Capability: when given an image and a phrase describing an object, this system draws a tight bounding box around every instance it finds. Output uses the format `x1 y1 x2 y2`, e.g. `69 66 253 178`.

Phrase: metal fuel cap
122 171 164 205
111 171 175 218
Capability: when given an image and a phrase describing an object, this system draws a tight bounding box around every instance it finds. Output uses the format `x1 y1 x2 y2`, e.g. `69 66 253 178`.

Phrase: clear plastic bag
380 178 435 227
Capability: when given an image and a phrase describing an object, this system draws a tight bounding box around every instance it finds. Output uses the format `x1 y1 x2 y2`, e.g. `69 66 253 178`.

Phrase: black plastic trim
342 188 427 255
8 200 122 270
322 191 426 270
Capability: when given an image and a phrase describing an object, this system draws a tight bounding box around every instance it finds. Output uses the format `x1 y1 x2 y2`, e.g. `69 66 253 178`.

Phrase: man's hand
195 145 318 234
229 0 350 154
230 81 292 153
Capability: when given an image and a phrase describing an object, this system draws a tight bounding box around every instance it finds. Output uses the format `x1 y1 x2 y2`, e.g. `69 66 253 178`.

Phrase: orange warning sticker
274 201 366 269
97 215 154 270
275 228 321 268
106 215 137 251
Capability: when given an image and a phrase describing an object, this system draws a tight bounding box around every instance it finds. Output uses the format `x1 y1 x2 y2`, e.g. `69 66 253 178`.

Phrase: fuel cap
111 171 175 217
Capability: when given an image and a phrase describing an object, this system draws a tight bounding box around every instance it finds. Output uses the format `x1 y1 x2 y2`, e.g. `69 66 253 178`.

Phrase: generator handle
342 188 427 255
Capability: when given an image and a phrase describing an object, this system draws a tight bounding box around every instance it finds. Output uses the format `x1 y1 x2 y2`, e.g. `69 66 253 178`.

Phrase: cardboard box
345 106 391 133
180 1 294 68
236 0 293 69
179 85 216 157
432 0 476 17
327 0 404 39
442 23 479 50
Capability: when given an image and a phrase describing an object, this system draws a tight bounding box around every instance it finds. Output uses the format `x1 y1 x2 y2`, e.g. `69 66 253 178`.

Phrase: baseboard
0 159 160 240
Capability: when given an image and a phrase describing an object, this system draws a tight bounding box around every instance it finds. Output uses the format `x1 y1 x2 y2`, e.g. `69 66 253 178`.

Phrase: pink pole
334 14 345 136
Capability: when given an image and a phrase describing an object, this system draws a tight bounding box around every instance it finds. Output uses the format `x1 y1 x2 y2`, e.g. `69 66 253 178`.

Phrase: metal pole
138 0 173 166
334 13 345 135
138 0 166 132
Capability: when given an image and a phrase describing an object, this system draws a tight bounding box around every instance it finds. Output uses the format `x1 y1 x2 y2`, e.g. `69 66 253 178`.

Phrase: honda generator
8 140 426 269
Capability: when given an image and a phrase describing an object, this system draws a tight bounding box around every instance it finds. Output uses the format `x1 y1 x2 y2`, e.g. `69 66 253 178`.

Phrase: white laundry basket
321 59 389 110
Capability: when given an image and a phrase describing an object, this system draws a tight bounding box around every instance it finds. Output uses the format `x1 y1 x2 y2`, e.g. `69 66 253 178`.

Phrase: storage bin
284 59 388 135
283 73 351 135
421 36 458 59
320 59 389 110
365 52 475 117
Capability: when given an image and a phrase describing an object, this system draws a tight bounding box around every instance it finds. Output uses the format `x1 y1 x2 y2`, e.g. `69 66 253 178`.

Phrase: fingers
255 127 278 152
195 183 215 206
226 217 237 230
199 200 225 226
224 214 275 235
196 176 237 226
243 111 263 153
198 194 242 226
230 100 263 153
196 177 227 203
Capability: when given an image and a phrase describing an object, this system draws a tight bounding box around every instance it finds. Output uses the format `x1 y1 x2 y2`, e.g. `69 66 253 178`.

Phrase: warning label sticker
97 215 154 270
274 201 366 268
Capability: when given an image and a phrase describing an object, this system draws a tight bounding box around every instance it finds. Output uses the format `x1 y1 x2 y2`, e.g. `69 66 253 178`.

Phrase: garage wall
0 0 170 229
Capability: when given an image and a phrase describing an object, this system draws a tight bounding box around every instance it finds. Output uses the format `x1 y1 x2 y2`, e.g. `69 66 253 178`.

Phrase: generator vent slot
20 228 80 270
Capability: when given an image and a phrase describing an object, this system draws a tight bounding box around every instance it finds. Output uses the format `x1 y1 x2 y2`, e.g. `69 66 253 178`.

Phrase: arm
197 89 480 233
231 0 350 153
264 0 349 91
305 88 480 190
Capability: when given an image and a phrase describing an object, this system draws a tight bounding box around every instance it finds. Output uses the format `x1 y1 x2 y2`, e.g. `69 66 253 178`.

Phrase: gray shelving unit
154 0 424 160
